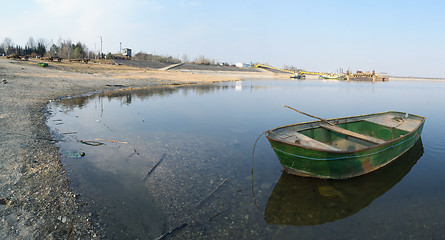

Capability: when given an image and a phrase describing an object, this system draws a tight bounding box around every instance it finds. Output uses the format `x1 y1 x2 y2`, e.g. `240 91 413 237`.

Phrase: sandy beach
0 58 290 239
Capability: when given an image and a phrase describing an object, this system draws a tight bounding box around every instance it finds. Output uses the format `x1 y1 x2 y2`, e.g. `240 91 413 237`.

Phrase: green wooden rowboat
264 138 423 225
266 111 425 179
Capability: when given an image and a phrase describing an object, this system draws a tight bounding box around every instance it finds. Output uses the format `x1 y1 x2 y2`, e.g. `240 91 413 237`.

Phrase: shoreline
388 76 445 81
0 58 443 239
0 58 279 239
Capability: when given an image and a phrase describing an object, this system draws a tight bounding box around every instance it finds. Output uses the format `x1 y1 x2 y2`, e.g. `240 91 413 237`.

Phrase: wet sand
0 58 285 239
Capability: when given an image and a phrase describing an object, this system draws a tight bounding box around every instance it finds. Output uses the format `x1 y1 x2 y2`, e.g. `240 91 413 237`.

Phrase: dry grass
22 58 241 83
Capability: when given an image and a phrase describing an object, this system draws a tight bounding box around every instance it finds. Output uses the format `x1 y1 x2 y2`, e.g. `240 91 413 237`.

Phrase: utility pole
97 36 103 59
120 42 122 53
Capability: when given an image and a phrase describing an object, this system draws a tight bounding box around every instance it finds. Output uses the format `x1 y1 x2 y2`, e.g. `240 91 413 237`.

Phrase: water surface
47 79 445 239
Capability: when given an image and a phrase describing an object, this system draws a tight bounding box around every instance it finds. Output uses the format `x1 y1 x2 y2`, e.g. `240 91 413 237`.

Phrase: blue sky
1 0 444 77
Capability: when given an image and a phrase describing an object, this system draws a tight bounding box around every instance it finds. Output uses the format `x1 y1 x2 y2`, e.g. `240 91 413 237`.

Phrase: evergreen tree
36 42 46 57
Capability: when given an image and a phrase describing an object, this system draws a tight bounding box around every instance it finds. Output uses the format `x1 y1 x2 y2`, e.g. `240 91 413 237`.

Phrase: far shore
388 76 445 81
3 56 444 82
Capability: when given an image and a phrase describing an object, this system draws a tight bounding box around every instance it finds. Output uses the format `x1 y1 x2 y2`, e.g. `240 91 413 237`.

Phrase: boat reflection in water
264 138 424 226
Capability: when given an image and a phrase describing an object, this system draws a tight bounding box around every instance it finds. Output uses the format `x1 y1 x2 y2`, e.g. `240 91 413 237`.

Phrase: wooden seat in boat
293 132 342 151
319 123 386 145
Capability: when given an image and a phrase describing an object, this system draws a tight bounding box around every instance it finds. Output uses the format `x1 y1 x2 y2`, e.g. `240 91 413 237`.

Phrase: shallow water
47 79 445 239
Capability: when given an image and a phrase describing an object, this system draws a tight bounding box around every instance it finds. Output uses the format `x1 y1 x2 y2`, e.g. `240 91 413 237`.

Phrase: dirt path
0 58 268 239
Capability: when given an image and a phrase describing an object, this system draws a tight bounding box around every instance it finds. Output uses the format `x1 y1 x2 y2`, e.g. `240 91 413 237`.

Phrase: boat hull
266 112 425 179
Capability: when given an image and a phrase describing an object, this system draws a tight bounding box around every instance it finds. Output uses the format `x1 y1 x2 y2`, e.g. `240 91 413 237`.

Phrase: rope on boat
392 116 406 128
251 130 267 213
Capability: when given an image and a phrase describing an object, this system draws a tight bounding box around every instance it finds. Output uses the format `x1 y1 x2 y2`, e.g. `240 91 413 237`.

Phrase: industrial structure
252 64 389 81
122 48 132 58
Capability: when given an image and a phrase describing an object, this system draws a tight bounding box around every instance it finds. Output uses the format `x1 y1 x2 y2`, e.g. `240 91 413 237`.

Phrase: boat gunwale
266 111 426 154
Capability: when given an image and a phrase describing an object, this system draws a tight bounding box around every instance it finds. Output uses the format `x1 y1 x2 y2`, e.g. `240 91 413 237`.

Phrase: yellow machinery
252 64 327 78
253 64 295 74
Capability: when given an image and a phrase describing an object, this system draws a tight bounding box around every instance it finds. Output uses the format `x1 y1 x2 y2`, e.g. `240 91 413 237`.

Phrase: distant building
122 48 132 57
216 62 230 66
235 62 244 68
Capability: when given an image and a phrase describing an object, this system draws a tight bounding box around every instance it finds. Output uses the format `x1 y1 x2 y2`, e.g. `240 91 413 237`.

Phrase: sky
1 0 445 77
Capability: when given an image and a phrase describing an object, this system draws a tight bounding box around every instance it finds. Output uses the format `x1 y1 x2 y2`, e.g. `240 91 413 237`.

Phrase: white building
235 62 244 68
122 48 132 57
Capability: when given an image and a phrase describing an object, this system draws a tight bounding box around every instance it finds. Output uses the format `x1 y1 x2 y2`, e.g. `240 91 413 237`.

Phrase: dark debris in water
79 140 104 146
64 151 86 158
141 154 166 182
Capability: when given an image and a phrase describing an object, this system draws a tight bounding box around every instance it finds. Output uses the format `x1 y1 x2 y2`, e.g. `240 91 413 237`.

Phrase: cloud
0 0 166 52
35 0 83 17
27 0 145 51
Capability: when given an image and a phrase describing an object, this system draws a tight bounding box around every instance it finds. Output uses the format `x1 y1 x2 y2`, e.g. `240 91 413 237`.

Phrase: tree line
1 37 296 69
133 51 181 63
0 37 97 59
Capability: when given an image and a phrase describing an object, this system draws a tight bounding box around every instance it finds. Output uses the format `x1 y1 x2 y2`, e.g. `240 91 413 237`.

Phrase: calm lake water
47 79 445 239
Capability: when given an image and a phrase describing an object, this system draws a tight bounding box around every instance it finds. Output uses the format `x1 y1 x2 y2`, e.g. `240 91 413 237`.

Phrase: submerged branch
95 138 128 144
155 223 188 240
141 154 166 182
195 178 228 208
129 148 139 158
79 140 104 146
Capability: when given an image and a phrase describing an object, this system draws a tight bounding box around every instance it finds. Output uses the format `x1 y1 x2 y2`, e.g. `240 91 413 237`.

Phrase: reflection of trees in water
57 97 89 109
181 84 230 96
54 84 233 109
53 96 91 112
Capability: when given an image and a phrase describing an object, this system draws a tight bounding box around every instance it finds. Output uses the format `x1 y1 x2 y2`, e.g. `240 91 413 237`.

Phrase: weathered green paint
266 112 425 179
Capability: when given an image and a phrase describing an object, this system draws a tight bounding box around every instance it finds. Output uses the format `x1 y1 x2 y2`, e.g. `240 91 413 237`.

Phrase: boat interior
269 112 424 152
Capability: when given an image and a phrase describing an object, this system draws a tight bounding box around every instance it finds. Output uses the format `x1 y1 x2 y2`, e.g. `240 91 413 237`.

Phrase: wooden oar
282 105 335 126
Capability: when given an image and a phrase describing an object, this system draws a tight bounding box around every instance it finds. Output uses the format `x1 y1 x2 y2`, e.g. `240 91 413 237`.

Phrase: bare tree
194 55 214 65
283 65 297 72
181 53 189 63
26 37 36 49
2 37 13 55
58 40 73 59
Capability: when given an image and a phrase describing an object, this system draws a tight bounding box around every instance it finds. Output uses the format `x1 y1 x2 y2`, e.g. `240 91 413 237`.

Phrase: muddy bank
0 58 260 239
